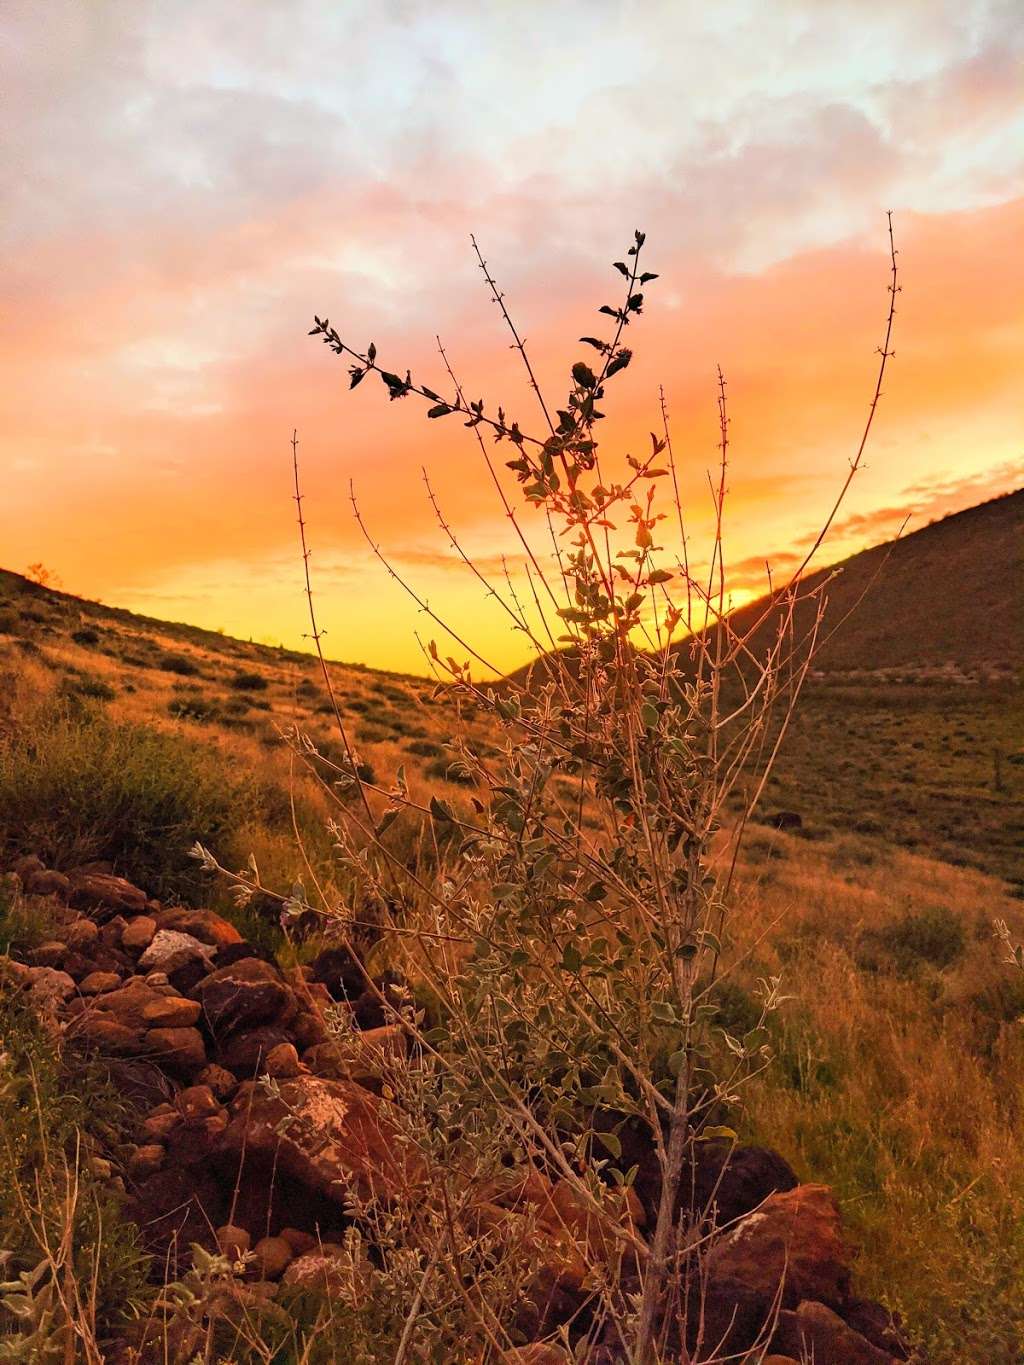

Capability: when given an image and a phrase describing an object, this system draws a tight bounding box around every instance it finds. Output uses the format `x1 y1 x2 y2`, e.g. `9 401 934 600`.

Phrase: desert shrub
167 692 220 722
424 755 474 786
0 700 254 901
860 905 967 975
59 672 116 702
70 626 100 646
158 651 200 676
230 669 269 691
405 738 442 757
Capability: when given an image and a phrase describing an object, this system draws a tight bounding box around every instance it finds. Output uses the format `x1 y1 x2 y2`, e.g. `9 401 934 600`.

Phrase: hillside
722 488 1023 678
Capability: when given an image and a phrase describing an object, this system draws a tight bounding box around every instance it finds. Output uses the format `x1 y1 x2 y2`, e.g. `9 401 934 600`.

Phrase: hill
721 488 1023 679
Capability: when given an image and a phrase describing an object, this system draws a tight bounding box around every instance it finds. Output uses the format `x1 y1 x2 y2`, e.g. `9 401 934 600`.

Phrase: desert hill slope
717 487 1022 677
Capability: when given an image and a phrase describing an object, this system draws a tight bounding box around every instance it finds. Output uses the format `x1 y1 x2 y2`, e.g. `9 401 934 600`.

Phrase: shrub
59 672 116 702
425 755 475 786
0 701 254 901
230 669 269 691
158 651 200 676
406 738 442 757
859 905 967 975
71 626 100 646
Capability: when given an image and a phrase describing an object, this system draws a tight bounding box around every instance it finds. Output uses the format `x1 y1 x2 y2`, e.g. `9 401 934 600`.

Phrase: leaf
429 796 454 823
579 336 606 350
572 361 597 389
596 1130 622 1159
648 569 674 584
639 272 659 284
641 702 660 729
612 261 629 276
427 404 453 418
699 1125 738 1143
562 943 583 973
651 1000 677 1023
605 348 632 378
584 880 607 902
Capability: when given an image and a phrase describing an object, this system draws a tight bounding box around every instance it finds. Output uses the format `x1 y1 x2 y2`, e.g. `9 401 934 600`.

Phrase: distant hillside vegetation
722 488 1022 676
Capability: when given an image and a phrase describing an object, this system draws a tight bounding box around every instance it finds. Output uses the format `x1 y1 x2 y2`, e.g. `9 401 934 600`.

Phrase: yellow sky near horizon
3 3 1022 675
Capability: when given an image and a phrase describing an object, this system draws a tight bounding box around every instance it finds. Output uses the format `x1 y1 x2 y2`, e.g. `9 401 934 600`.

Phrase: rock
139 929 214 975
156 907 243 950
219 1074 424 1205
121 916 157 952
176 1084 221 1121
706 1184 852 1312
12 854 45 877
251 1236 293 1280
292 1011 330 1050
309 945 364 1002
193 958 294 1035
99 916 129 947
196 1063 237 1100
129 1144 166 1178
146 1026 206 1075
216 1225 252 1261
217 1026 296 1078
28 941 67 968
279 1227 317 1255
24 966 76 1008
773 1301 896 1365
80 971 122 995
264 1042 301 1078
102 1057 175 1107
67 871 147 918
304 1025 407 1085
132 1167 225 1263
23 869 71 898
843 1297 912 1359
140 995 202 1029
83 1013 145 1056
142 1106 181 1141
65 919 100 951
691 1141 799 1227
89 978 171 1029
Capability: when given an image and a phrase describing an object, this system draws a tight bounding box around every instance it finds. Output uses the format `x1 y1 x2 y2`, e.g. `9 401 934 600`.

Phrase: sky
3 0 1022 676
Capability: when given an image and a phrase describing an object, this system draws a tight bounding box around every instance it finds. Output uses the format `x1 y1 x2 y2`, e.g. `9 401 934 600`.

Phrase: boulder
121 916 157 952
217 1026 296 1078
65 919 100 951
195 1063 238 1100
218 1074 424 1204
22 869 71 898
309 944 364 1002
24 966 77 1008
772 1300 897 1365
80 971 122 995
690 1141 799 1228
67 871 147 918
193 958 294 1035
264 1042 301 1078
280 1251 348 1294
251 1236 293 1280
156 907 243 950
28 941 67 968
216 1225 251 1262
140 995 202 1029
706 1184 852 1312
128 1144 166 1178
138 929 214 975
146 1026 206 1075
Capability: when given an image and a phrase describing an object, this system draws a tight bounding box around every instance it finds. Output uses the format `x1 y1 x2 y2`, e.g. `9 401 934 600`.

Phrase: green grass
0 699 255 902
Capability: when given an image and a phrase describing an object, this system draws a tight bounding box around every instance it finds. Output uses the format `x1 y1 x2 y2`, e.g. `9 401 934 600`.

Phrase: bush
859 905 967 975
0 701 254 901
425 755 475 785
158 651 201 676
71 626 100 646
59 672 116 702
230 670 269 691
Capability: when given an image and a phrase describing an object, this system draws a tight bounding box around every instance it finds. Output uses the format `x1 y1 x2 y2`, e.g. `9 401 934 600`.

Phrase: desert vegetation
0 229 1021 1363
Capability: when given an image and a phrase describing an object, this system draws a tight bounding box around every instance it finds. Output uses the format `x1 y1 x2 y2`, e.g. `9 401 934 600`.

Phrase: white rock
138 929 214 975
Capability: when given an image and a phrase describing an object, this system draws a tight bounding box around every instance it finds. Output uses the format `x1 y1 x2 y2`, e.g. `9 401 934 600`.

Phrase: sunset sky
3 1 1022 675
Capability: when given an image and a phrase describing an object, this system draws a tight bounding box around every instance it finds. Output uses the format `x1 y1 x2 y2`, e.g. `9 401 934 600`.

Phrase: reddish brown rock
157 907 243 950
141 995 202 1029
141 1106 180 1141
89 978 166 1030
196 1063 237 1100
216 1224 252 1261
176 1084 221 1121
219 1074 424 1204
121 916 157 952
25 966 77 1008
129 1144 166 1178
251 1235 293 1280
281 1252 348 1293
217 1026 296 1078
263 1042 301 1079
68 871 147 918
193 958 294 1035
146 1026 206 1074
773 1301 896 1365
65 918 100 951
279 1227 317 1256
28 941 67 968
706 1184 852 1312
80 971 122 995
23 869 71 898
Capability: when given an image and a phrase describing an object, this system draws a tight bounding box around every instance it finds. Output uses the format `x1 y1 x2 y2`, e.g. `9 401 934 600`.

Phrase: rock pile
2 854 916 1363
